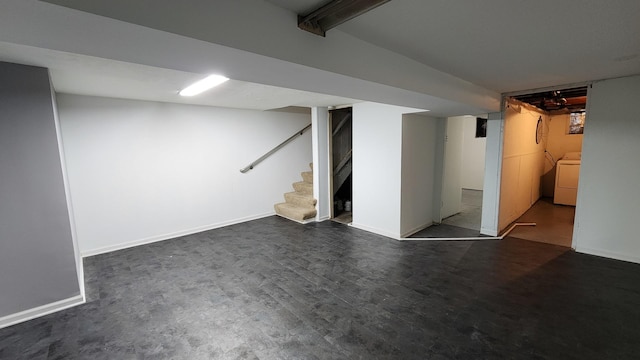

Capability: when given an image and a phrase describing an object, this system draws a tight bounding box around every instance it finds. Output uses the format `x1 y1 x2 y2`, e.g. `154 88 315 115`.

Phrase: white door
440 116 464 220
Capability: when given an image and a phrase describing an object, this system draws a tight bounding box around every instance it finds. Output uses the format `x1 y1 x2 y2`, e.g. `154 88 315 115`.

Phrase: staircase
274 163 317 223
331 108 352 198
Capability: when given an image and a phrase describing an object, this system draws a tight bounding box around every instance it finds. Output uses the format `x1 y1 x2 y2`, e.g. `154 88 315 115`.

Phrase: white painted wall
480 112 504 236
57 94 312 255
545 113 584 162
351 102 425 238
351 103 403 238
441 116 464 219
573 75 640 263
311 107 331 221
431 118 447 224
461 116 487 190
498 104 547 231
401 114 440 237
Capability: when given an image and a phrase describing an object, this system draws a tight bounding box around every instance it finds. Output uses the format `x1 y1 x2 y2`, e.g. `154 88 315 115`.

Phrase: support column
0 62 83 328
311 107 331 221
480 111 504 236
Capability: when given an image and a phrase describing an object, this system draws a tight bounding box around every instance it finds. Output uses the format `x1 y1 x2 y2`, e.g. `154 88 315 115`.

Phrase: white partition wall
461 116 487 191
352 103 404 238
480 112 504 236
351 102 430 239
441 116 465 219
573 75 640 263
57 94 312 256
401 114 441 237
498 104 547 230
312 107 331 221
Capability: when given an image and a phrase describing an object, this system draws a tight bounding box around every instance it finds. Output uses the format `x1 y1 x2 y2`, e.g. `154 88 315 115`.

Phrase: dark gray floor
441 189 483 231
509 197 575 247
409 223 490 238
2 216 640 359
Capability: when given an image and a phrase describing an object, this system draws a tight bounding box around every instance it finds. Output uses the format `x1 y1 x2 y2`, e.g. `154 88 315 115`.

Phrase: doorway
411 115 488 238
500 86 587 247
330 107 353 224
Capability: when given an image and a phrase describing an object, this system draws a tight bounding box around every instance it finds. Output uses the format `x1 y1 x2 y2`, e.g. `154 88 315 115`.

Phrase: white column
480 111 504 236
311 107 331 221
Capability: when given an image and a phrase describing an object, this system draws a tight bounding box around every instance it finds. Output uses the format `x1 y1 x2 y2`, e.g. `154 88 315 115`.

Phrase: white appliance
554 152 581 206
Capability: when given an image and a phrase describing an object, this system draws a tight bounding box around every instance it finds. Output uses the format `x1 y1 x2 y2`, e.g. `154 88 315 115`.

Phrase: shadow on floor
410 189 485 238
507 197 575 247
332 211 352 224
409 223 492 238
441 189 483 231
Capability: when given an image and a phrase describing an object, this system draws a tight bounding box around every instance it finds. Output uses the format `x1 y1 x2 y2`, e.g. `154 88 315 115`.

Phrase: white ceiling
0 42 359 111
268 0 640 93
2 0 638 114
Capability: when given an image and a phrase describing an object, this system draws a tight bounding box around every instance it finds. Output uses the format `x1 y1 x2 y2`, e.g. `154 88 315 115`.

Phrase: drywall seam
0 295 84 330
81 212 275 257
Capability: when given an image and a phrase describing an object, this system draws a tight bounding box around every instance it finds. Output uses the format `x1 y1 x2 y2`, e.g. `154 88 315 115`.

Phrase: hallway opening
500 86 587 247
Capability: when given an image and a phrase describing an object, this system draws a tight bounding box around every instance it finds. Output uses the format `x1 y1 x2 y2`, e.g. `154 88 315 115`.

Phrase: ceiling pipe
298 0 391 37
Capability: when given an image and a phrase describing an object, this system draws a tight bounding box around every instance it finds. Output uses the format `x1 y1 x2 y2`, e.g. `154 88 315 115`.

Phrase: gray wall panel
0 62 80 317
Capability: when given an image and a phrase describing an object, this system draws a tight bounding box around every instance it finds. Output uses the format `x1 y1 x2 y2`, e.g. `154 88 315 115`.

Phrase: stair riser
274 203 317 221
293 182 313 195
301 171 313 183
274 164 316 223
285 193 317 207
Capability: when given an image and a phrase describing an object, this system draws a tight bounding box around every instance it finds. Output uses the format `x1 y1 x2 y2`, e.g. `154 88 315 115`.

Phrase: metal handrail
240 124 312 173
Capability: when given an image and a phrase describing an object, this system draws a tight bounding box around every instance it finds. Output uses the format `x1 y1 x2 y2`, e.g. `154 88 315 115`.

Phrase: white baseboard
480 227 499 237
0 294 84 330
575 246 640 264
349 223 401 240
400 222 433 238
82 212 276 257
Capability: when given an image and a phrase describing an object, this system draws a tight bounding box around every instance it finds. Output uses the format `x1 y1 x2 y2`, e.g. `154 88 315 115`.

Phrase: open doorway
330 107 353 224
441 115 487 230
411 114 488 238
500 86 587 247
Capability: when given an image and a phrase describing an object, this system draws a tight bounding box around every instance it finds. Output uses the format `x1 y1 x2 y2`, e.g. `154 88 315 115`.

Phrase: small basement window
476 117 487 138
569 112 585 134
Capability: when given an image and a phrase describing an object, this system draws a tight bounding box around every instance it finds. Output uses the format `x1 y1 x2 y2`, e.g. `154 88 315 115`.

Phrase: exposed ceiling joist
512 86 588 112
298 0 391 37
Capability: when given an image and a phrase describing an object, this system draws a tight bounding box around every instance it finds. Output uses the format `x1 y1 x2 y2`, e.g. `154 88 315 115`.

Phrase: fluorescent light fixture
179 75 229 96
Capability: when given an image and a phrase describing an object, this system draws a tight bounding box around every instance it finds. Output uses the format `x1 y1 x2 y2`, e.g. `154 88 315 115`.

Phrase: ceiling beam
298 0 391 37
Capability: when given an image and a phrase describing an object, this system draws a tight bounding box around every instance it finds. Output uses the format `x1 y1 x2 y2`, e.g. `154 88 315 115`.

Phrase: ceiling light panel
179 74 229 96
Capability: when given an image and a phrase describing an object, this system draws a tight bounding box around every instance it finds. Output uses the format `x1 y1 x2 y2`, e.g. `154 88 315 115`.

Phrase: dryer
554 152 581 206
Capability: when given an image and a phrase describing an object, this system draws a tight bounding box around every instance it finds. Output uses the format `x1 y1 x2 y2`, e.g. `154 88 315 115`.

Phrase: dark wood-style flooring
1 216 639 359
